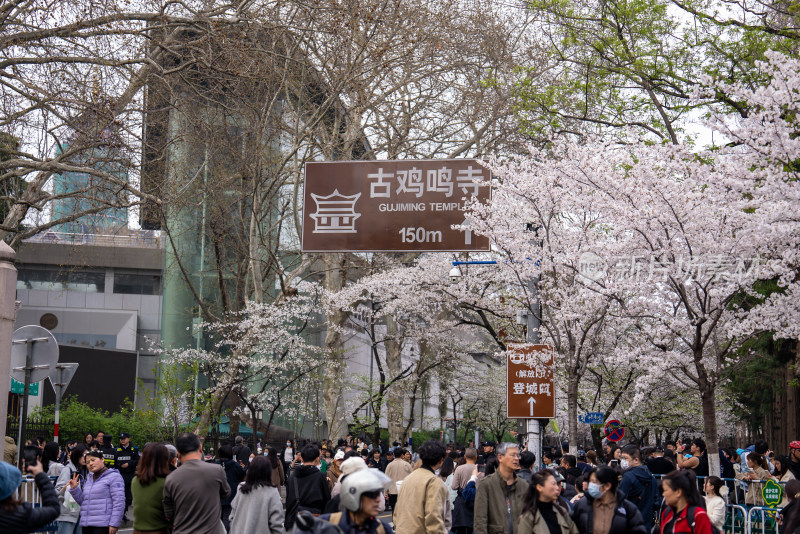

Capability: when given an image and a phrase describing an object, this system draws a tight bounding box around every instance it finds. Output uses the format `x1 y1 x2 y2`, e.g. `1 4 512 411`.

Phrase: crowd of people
0 431 798 534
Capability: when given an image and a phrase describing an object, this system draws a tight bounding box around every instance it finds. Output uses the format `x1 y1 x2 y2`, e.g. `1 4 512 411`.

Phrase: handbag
63 487 80 512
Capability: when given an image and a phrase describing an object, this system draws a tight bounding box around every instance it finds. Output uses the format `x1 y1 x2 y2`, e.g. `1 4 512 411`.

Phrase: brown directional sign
507 344 556 419
302 159 491 252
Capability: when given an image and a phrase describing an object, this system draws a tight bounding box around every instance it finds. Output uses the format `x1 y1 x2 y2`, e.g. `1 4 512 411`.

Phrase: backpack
686 505 721 534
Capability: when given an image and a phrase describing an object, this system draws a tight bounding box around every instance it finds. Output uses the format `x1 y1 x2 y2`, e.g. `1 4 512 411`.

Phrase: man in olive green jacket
474 442 529 534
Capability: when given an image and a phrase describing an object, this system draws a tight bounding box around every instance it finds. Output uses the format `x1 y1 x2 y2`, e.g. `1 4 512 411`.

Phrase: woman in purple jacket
68 449 125 534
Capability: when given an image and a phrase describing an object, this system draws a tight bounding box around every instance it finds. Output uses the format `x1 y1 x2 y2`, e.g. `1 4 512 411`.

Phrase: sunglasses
362 490 382 500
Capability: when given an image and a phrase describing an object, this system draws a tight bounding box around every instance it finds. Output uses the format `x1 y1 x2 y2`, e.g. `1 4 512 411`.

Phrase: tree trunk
323 253 349 441
384 315 405 443
701 385 721 476
591 426 603 454
567 375 579 455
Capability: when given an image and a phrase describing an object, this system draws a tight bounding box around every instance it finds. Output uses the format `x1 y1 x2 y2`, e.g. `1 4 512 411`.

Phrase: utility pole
525 278 545 469
524 222 545 469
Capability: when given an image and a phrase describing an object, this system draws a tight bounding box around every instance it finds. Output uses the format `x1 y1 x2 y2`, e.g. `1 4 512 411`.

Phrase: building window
17 268 105 292
113 273 162 295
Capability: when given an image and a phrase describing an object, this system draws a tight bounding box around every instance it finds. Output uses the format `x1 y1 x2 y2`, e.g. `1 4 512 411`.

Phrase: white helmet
340 469 391 512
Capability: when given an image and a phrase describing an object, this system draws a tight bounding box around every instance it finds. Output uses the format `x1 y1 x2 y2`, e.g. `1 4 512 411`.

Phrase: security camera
449 266 462 284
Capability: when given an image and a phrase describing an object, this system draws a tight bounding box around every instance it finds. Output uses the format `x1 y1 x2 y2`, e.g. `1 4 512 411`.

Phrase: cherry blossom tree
467 151 635 454
326 254 506 443
472 49 800 470
161 282 325 440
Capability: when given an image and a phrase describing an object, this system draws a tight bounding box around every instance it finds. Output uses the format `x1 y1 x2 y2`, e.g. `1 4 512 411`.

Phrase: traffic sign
10 378 38 396
302 160 491 252
48 363 79 392
10 325 60 464
507 344 555 419
11 325 58 383
580 412 604 425
604 420 625 442
762 479 783 507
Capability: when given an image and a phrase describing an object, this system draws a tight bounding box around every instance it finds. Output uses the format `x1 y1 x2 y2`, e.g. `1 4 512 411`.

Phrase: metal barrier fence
19 475 59 533
747 506 784 534
651 474 789 534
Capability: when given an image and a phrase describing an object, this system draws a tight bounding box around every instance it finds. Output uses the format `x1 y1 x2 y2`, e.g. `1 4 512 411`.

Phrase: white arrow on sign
527 396 536 416
459 219 472 245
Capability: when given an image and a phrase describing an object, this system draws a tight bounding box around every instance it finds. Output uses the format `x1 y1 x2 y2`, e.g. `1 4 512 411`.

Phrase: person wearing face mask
281 440 296 478
617 445 656 533
571 466 646 534
517 469 578 534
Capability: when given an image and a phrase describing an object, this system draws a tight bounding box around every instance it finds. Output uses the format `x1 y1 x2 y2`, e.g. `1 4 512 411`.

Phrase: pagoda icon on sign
509 352 526 365
310 190 362 233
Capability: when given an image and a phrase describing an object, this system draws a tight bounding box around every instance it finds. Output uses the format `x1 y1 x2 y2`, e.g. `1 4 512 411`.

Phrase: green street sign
10 379 39 396
762 478 783 507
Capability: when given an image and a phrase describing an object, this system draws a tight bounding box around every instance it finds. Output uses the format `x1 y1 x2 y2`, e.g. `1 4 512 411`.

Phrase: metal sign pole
526 277 545 469
53 366 63 443
16 341 32 466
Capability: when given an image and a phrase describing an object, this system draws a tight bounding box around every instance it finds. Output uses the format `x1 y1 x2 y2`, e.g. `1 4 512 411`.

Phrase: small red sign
604 420 625 442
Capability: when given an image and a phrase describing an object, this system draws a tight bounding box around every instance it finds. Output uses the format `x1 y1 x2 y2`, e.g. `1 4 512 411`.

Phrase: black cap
120 432 130 439
483 441 496 447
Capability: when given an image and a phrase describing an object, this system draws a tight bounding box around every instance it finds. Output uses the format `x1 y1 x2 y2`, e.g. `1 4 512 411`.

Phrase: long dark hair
240 455 274 494
663 470 703 508
136 443 171 486
705 476 723 497
42 442 61 472
522 470 568 519
773 455 789 478
267 447 280 469
439 456 455 479
69 444 87 467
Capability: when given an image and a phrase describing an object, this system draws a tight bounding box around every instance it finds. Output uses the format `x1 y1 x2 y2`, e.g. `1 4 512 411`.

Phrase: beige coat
385 458 413 495
394 466 448 534
3 436 17 465
735 466 772 505
518 508 579 534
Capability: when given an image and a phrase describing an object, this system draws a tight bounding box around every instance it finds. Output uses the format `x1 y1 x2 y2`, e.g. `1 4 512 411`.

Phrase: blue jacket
70 467 125 527
618 464 657 532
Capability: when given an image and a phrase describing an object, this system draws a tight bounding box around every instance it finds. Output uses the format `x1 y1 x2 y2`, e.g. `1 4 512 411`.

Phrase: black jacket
779 500 800 534
0 472 60 533
789 458 800 480
219 458 245 506
646 457 675 475
571 491 647 534
618 465 657 532
113 444 140 476
285 464 331 529
232 444 251 468
367 457 387 472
